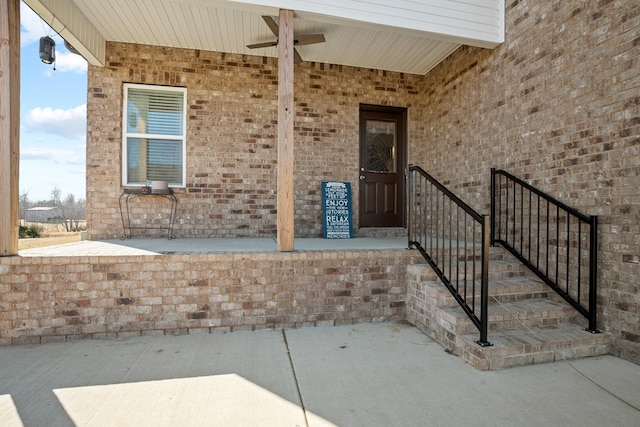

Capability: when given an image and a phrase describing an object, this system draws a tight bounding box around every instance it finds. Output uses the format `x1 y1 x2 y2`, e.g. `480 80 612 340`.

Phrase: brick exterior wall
33 0 639 363
412 0 639 363
0 250 419 344
86 45 424 240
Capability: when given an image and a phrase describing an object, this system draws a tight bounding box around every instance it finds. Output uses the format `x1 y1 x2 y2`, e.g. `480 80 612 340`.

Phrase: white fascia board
24 0 106 66
225 0 504 48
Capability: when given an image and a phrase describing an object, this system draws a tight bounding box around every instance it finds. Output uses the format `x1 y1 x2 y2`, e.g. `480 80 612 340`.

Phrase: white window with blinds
122 84 186 187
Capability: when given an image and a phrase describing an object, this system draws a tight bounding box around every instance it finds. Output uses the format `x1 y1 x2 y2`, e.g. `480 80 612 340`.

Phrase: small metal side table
119 188 178 239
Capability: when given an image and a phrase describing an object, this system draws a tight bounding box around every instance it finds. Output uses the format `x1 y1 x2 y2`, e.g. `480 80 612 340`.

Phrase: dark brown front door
359 105 407 228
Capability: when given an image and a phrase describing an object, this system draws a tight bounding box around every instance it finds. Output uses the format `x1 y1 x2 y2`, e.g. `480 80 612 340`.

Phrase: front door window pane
365 120 396 173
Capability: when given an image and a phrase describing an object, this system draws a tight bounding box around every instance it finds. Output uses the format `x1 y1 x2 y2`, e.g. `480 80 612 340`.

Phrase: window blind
127 89 184 135
124 85 186 186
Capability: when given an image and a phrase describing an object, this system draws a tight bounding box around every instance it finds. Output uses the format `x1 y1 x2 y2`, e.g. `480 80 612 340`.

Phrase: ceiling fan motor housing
246 15 326 63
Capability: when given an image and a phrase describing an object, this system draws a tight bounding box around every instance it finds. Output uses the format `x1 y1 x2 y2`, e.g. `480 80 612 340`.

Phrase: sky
19 1 88 202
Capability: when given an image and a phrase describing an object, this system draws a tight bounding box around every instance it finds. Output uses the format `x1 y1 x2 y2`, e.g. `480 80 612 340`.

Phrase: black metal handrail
408 165 491 346
490 169 599 332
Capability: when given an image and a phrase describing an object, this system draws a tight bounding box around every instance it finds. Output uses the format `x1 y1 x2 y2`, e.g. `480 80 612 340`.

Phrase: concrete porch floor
18 236 409 256
1 322 639 426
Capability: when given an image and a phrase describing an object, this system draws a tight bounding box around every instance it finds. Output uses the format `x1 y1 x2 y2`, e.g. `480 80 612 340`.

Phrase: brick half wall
0 250 421 344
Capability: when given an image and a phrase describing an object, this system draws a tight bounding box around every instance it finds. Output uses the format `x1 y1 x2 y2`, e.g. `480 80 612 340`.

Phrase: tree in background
19 191 30 226
19 188 86 233
62 193 85 231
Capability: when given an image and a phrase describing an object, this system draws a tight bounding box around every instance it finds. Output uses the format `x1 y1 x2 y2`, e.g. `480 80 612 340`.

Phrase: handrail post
476 215 492 346
490 168 496 246
587 215 600 333
407 164 413 249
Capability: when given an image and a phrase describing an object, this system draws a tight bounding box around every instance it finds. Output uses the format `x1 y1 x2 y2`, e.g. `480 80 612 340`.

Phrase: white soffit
24 0 504 75
229 0 504 47
24 0 106 66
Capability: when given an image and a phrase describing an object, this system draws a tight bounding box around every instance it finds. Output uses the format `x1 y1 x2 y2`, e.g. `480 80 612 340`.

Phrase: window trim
122 83 187 187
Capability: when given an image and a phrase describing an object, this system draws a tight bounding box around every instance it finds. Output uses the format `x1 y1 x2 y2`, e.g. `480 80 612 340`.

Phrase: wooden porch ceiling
24 0 504 75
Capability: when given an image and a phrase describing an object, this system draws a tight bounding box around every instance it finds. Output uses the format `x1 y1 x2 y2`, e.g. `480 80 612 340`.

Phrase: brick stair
406 248 611 370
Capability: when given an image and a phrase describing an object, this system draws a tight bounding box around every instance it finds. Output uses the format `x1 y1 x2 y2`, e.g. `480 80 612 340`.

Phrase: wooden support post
277 9 295 252
0 0 20 256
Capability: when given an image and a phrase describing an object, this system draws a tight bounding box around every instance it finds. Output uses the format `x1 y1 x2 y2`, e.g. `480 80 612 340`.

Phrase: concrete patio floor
1 322 638 426
18 237 410 256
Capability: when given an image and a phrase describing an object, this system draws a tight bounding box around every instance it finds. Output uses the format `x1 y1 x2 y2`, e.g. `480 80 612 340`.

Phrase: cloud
25 104 87 140
20 3 46 46
53 51 88 73
21 2 88 73
21 147 85 166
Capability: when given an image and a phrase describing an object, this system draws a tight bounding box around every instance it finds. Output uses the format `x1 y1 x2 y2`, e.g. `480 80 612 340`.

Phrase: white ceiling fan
247 15 326 64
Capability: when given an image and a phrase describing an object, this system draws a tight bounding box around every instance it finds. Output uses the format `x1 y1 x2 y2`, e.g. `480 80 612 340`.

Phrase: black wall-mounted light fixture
39 36 55 64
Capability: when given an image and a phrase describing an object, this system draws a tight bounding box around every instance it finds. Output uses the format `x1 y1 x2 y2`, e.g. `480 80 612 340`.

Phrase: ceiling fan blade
262 15 280 37
247 41 278 49
294 34 326 46
294 48 303 64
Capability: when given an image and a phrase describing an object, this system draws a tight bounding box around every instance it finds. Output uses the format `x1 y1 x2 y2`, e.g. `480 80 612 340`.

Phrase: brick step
413 276 550 308
409 244 510 261
437 297 581 335
405 245 607 371
487 258 538 279
458 322 612 370
424 262 533 281
407 257 535 283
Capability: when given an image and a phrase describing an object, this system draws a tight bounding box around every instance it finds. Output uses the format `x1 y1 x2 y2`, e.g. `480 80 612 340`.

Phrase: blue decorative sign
322 182 353 239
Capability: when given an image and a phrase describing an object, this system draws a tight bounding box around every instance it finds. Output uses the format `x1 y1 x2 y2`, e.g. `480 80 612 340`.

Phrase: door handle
359 175 366 180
